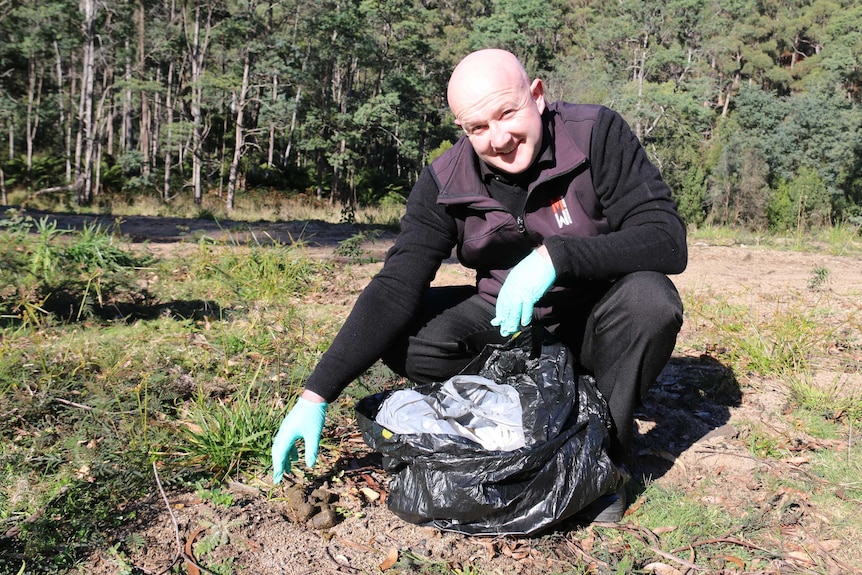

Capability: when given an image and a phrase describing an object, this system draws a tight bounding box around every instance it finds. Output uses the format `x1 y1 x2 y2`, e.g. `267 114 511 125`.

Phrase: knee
607 272 683 336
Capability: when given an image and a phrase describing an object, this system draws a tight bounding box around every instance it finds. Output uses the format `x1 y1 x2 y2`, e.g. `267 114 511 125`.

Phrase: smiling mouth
495 141 521 158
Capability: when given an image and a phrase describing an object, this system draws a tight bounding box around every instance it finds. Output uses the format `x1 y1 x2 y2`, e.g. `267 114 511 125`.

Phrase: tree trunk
76 0 98 204
6 117 12 161
123 39 133 155
54 40 72 182
282 4 306 167
226 50 252 211
163 61 175 201
267 74 276 167
25 58 43 171
186 0 211 206
137 0 151 177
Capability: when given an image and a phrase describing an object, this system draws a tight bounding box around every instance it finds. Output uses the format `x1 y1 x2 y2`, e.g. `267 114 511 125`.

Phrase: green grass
688 222 862 256
0 218 336 573
682 288 855 380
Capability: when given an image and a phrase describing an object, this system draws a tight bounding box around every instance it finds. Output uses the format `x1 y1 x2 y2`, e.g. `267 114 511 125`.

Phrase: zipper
516 215 527 236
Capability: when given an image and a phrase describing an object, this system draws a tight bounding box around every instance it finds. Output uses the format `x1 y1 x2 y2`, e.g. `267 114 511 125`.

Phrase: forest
1 0 861 231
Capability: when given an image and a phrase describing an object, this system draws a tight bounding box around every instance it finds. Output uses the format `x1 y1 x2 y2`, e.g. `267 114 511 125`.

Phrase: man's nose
488 121 512 150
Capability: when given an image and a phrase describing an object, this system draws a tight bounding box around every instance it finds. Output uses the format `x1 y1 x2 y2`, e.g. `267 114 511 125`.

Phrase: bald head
445 49 546 175
447 49 532 119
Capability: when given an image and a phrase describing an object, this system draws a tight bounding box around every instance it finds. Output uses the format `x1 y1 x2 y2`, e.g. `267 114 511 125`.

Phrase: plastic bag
355 334 626 536
374 375 527 451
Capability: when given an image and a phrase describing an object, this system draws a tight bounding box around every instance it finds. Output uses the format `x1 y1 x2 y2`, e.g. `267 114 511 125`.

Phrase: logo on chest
551 197 573 228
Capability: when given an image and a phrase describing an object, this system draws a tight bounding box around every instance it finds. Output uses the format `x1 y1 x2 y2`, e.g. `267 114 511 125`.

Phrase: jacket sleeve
543 107 687 280
304 168 458 402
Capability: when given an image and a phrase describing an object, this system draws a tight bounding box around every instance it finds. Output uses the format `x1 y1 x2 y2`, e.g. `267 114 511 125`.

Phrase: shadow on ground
633 354 741 484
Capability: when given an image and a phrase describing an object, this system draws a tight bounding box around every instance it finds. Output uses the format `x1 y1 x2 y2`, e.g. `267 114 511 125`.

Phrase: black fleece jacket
304 105 687 402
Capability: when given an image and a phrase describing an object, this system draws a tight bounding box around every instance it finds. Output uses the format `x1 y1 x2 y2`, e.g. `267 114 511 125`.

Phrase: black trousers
382 271 684 463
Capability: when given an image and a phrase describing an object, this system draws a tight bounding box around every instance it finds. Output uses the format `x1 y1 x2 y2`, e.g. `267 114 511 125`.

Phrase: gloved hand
491 248 556 336
271 397 327 484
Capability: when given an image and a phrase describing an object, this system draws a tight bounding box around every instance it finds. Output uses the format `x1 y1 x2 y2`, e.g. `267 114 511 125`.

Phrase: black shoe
575 486 627 524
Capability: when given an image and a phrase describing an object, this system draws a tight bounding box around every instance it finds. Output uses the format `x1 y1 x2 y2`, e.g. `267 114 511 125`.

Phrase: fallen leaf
625 494 646 516
379 547 399 571
184 526 205 575
502 542 531 561
721 555 745 568
360 473 381 489
360 486 380 502
653 526 678 534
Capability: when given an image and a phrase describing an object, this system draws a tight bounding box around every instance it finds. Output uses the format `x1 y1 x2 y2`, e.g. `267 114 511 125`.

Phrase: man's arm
272 169 457 481
544 107 687 280
303 168 459 402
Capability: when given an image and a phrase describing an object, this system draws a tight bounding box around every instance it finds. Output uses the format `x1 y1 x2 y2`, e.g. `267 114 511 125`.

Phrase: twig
566 539 609 570
53 397 96 410
670 536 778 557
151 461 218 575
611 524 704 571
152 461 183 575
53 396 136 415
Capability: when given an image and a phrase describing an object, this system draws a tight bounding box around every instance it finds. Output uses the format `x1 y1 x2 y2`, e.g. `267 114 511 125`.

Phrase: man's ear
531 78 546 114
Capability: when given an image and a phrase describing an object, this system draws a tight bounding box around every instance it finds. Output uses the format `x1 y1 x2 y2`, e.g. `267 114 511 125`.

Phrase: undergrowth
0 217 333 573
0 209 859 574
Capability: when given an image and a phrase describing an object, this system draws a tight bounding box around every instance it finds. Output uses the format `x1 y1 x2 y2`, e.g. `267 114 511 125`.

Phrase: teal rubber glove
271 397 327 484
491 249 556 336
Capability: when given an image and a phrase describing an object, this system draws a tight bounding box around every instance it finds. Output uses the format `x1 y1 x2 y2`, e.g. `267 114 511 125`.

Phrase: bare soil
28 212 862 575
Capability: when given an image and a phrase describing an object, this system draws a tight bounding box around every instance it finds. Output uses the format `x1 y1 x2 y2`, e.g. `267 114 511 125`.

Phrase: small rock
309 508 339 529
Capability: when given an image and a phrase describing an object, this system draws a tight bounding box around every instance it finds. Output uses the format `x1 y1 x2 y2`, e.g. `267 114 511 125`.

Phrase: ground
21 212 862 574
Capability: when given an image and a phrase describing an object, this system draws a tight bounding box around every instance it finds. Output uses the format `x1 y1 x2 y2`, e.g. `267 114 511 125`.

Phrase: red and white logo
551 197 572 228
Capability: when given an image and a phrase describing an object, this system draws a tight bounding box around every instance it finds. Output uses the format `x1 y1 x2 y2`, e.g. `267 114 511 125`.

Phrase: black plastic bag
355 335 626 536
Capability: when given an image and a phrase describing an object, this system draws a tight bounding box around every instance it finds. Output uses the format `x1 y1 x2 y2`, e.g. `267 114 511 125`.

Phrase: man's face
454 78 546 175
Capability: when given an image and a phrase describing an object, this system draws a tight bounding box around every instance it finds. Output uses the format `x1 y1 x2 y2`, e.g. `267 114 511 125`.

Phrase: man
272 49 687 522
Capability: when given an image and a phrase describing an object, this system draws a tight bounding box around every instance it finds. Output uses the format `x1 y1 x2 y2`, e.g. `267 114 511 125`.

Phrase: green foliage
807 265 831 291
2 0 861 225
675 165 708 226
787 372 862 423
189 236 327 304
181 382 286 480
334 230 382 264
683 282 854 379
768 168 832 232
0 223 344 573
0 212 150 322
195 483 235 507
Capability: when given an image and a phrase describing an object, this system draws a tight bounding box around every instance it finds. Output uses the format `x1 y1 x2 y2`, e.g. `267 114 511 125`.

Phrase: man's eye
468 125 487 135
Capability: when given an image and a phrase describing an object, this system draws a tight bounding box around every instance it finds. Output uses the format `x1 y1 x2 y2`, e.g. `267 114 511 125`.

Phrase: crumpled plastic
355 335 626 536
374 375 526 452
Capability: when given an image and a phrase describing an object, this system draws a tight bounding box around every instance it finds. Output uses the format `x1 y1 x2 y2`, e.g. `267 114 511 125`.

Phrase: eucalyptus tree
795 0 862 101
148 0 191 201
470 0 565 75
210 0 264 210
75 0 98 203
355 0 454 197
286 0 373 204
180 0 226 205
